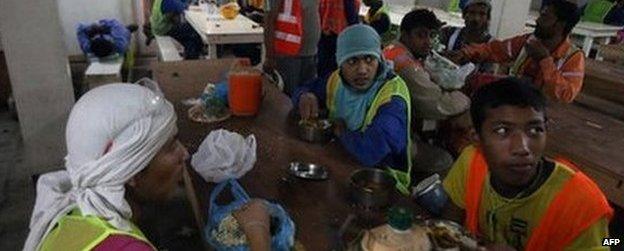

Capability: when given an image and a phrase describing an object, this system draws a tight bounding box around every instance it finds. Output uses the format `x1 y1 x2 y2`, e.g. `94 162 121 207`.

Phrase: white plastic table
359 4 464 28
185 10 264 59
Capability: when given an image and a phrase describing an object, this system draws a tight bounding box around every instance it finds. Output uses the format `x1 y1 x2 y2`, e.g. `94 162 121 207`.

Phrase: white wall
57 0 135 55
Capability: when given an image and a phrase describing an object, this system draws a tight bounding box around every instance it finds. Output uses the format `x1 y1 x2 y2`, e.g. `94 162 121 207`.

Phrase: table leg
208 44 218 59
582 36 593 58
595 37 612 61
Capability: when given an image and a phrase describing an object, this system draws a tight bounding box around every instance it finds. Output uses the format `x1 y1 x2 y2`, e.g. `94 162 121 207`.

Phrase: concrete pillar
0 0 75 171
490 0 533 39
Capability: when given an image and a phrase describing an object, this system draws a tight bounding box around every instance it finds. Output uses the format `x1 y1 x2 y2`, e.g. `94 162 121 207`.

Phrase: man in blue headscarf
292 24 413 194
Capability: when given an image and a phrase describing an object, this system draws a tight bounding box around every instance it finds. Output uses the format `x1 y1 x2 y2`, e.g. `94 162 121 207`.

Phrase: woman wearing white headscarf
24 83 270 251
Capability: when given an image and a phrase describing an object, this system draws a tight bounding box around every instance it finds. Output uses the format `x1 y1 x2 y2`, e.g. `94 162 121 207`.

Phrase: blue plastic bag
205 179 295 251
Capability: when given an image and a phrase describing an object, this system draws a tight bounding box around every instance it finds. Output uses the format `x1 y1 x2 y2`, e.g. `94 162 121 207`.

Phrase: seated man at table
447 0 585 103
441 77 612 250
23 84 271 251
383 9 466 173
293 24 413 194
149 0 204 59
440 0 495 73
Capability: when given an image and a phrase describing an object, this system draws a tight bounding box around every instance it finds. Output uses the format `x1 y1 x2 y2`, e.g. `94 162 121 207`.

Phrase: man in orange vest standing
441 77 612 250
447 0 585 103
264 0 320 96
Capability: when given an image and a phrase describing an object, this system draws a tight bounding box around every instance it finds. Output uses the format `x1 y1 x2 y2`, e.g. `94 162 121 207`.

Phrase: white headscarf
23 82 177 251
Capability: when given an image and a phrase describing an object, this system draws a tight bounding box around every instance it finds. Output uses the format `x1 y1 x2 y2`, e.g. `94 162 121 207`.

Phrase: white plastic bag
425 51 475 90
191 129 257 183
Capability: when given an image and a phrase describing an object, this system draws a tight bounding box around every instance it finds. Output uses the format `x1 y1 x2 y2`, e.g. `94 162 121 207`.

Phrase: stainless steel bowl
289 162 329 180
349 169 397 208
298 119 332 143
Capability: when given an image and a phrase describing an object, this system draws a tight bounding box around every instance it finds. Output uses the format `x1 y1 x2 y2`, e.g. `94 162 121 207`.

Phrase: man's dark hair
470 77 547 134
90 37 115 58
545 0 581 35
400 9 443 33
462 2 491 19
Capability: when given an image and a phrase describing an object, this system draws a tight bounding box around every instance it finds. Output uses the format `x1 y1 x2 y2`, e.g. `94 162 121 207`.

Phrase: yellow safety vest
40 208 154 251
326 70 413 194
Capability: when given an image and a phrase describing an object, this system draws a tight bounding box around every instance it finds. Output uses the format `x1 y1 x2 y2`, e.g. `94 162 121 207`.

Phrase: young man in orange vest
264 0 320 96
383 9 470 161
441 77 612 250
447 0 585 103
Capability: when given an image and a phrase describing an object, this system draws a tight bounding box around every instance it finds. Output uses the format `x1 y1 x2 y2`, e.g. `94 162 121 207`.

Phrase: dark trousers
317 33 338 77
167 22 203 59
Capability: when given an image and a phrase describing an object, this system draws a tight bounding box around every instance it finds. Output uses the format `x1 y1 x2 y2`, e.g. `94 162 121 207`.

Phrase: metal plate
288 162 329 180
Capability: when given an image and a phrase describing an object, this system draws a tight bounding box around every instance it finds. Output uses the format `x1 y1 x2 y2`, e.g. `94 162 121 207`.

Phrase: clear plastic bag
425 51 475 90
191 129 256 183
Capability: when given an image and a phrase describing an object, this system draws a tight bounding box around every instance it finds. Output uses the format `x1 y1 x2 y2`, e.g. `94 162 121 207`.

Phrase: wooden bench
577 59 624 120
155 36 183 62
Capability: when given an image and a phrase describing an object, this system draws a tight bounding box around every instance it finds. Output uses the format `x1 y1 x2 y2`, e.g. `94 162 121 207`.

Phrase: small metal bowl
298 119 332 143
349 169 397 208
288 162 329 180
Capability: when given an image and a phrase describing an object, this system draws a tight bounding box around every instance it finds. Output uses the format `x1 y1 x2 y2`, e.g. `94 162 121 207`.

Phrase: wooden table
152 59 416 250
184 10 264 59
546 102 624 208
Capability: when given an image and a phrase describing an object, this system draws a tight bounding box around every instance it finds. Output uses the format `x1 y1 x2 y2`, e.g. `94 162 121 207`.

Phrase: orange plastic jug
228 67 263 116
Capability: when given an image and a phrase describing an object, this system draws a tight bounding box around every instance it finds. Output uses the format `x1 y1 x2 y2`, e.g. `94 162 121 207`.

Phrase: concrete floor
0 111 33 251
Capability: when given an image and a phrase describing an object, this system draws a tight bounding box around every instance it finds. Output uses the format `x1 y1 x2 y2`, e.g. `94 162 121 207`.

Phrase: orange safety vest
274 0 303 55
383 43 423 73
464 147 613 250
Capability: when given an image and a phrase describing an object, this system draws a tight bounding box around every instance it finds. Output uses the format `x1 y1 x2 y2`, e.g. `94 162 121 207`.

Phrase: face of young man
463 3 489 32
402 26 437 58
340 55 380 91
477 105 547 190
534 5 562 40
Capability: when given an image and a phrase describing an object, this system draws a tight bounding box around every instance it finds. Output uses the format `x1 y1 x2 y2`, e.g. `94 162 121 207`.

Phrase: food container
228 67 263 116
349 169 397 208
412 174 448 217
298 119 332 143
288 162 328 180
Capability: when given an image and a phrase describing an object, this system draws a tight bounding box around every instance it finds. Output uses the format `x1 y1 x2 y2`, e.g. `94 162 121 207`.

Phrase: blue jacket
292 73 409 170
77 19 130 56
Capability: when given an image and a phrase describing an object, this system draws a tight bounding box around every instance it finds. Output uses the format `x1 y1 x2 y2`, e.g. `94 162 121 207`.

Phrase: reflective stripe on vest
274 0 302 55
39 208 154 251
325 70 413 194
463 147 613 250
509 40 582 76
447 28 462 51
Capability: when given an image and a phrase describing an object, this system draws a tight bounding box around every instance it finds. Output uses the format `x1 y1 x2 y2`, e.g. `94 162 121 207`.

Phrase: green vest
326 71 413 195
365 4 397 46
150 0 174 36
581 0 615 23
39 208 154 251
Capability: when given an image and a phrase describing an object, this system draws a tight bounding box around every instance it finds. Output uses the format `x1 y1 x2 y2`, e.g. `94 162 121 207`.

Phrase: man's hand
525 39 550 61
332 119 346 137
298 92 319 120
443 50 469 65
233 199 271 251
